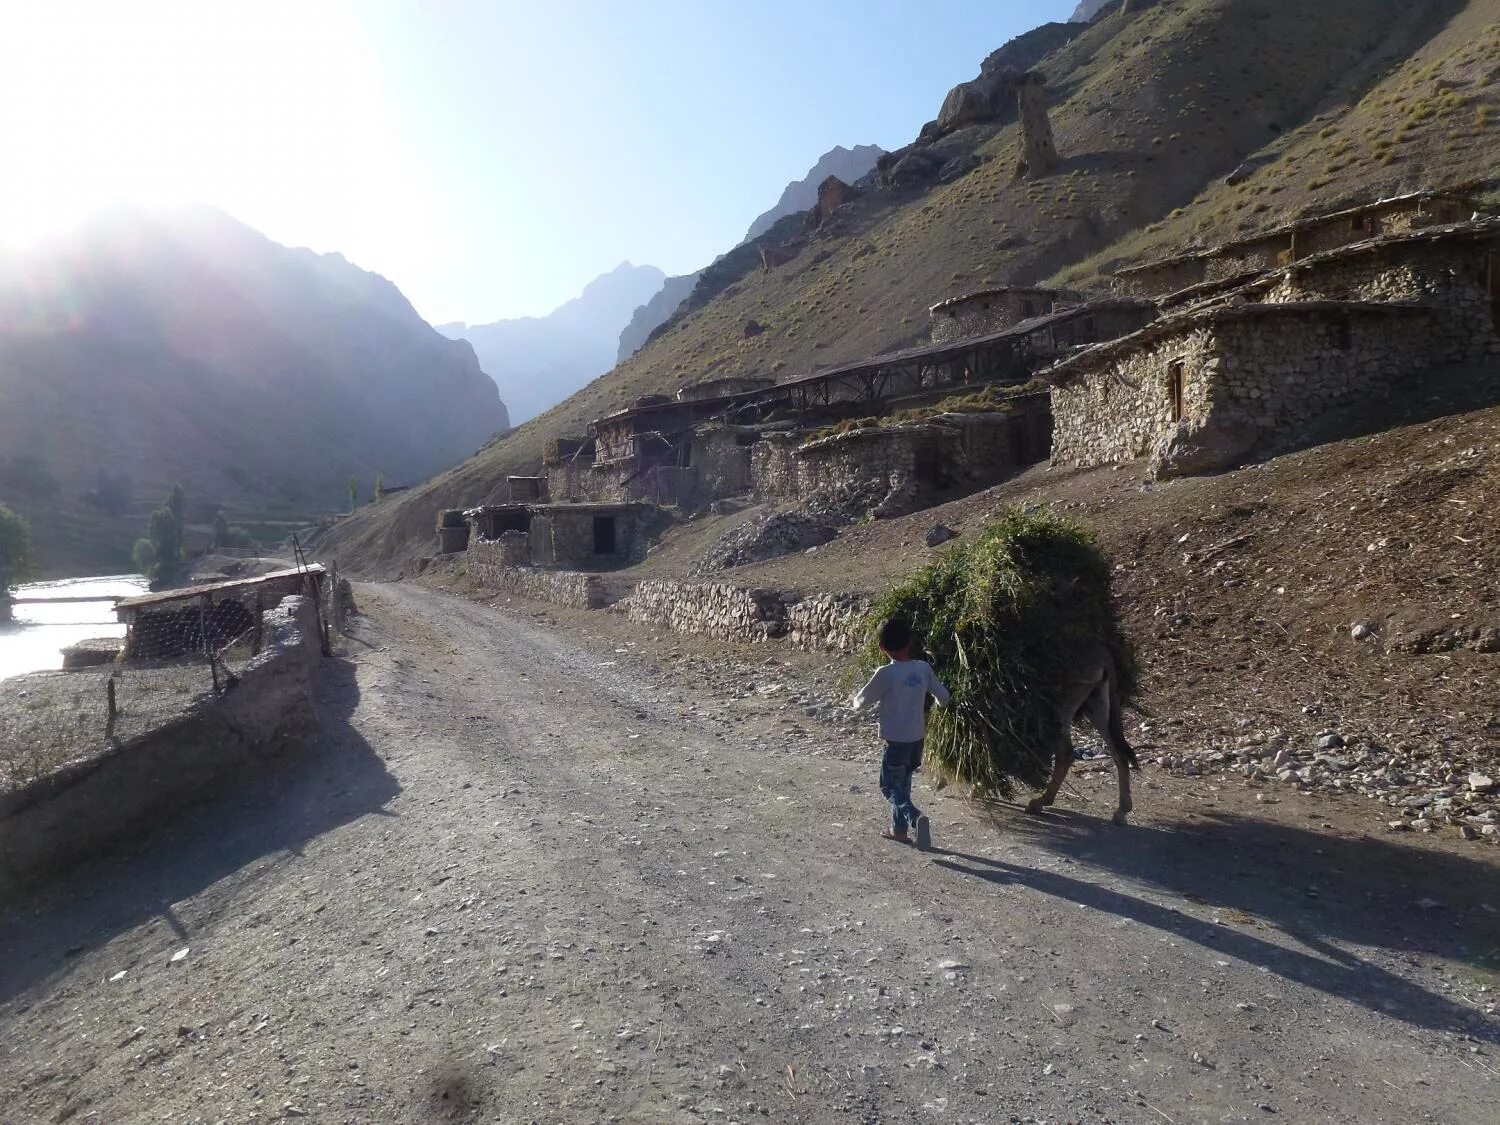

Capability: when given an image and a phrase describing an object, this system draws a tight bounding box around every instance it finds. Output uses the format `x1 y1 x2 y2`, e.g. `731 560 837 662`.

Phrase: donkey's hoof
1111 810 1131 826
1025 798 1048 815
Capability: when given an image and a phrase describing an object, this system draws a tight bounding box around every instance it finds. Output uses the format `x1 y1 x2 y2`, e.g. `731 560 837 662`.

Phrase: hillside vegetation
319 0 1500 574
0 206 507 576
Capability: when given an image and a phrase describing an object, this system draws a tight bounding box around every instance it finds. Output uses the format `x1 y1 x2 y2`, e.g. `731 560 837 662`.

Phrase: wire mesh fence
0 555 340 794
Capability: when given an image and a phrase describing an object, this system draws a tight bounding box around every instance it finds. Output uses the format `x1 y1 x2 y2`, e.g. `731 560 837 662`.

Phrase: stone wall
1113 258 1208 299
621 580 867 651
466 543 605 609
1052 308 1437 471
1261 242 1500 362
685 426 754 507
930 290 1056 344
750 432 803 498
1 595 324 892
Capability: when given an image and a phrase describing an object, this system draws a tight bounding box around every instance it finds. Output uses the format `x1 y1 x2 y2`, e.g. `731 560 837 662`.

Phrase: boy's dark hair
878 617 913 653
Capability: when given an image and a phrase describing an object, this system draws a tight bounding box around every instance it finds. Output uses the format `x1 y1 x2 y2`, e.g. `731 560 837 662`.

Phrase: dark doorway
1007 413 1033 463
592 516 617 555
1168 361 1185 422
913 441 943 486
496 510 531 534
1489 252 1500 333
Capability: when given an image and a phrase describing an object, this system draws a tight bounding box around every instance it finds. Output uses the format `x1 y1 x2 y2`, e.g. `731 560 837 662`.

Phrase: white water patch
0 574 147 681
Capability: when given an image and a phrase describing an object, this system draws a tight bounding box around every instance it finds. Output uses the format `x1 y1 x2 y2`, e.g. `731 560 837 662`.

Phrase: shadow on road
931 802 1500 1041
0 656 398 1006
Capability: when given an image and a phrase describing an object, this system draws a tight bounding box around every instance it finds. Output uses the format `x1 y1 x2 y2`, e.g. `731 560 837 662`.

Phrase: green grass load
858 508 1137 798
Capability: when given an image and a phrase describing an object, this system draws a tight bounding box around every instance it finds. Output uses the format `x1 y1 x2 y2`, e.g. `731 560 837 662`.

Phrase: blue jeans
879 739 924 834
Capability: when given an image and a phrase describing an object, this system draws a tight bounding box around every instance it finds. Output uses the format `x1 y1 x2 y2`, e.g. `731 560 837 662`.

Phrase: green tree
374 474 385 501
348 475 359 512
0 504 33 594
165 482 186 524
132 537 158 578
212 508 230 549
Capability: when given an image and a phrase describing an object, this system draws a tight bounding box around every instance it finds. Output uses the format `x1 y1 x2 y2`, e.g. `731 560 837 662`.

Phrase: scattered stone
1469 773 1496 794
925 524 959 548
169 947 190 964
1316 733 1345 750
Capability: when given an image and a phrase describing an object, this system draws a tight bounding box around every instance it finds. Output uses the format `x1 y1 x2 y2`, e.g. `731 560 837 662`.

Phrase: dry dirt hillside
318 0 1500 574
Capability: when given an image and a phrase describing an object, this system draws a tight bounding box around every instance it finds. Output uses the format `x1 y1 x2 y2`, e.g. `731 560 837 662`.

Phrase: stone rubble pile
693 511 839 575
1149 723 1499 843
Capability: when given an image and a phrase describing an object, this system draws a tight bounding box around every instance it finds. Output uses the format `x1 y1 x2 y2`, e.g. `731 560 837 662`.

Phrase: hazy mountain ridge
0 205 507 573
443 261 666 424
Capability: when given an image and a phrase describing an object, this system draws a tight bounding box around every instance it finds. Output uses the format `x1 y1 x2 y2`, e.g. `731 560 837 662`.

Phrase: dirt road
2 583 1496 1123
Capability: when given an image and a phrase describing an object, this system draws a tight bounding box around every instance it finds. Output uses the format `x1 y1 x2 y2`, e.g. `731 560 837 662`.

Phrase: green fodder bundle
859 508 1137 798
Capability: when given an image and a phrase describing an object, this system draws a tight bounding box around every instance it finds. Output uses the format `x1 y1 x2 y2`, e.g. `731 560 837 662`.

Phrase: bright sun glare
0 1 409 253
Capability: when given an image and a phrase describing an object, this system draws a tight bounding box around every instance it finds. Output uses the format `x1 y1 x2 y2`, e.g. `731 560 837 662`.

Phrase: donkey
1024 643 1140 825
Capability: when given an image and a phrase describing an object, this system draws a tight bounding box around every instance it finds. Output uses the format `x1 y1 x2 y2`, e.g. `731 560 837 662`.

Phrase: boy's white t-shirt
851 659 951 742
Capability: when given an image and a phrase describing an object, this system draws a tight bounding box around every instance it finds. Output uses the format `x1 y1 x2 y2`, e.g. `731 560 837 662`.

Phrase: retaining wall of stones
466 543 606 609
621 579 868 651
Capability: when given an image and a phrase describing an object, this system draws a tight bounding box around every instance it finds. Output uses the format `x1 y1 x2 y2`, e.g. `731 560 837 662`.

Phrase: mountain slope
442 262 666 425
0 206 507 575
318 0 1500 574
616 271 701 363
741 144 886 243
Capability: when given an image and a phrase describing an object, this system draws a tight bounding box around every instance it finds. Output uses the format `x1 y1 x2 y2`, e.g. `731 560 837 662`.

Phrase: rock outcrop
1012 72 1060 178
929 22 1085 138
742 145 885 243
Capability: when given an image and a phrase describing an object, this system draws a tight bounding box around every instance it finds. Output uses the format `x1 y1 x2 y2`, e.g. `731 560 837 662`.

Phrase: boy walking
851 617 951 850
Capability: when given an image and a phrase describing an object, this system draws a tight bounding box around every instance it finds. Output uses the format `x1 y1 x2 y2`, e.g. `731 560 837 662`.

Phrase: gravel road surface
1 583 1495 1123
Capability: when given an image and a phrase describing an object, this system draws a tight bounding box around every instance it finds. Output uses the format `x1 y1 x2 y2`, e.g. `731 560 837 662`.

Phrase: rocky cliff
617 272 701 362
742 145 886 243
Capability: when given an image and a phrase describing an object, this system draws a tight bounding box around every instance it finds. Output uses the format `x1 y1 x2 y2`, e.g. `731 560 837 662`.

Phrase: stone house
1046 301 1437 477
928 286 1068 343
676 375 774 402
1230 219 1500 362
751 394 1053 514
465 502 662 570
1113 188 1484 298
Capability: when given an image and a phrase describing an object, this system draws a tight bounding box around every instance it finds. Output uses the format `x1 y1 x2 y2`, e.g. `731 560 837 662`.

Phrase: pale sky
0 1 1076 325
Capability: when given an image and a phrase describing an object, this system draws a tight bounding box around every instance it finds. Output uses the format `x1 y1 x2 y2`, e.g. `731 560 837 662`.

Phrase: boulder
938 154 982 183
1150 411 1259 479
882 148 943 191
1224 161 1257 186
937 81 996 133
925 524 959 547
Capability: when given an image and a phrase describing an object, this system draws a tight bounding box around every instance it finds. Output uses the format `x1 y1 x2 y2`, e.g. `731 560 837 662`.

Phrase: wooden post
106 676 117 739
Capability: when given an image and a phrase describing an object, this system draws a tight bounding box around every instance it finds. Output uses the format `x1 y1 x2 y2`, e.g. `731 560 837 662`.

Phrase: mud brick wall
466 545 604 609
1052 310 1436 469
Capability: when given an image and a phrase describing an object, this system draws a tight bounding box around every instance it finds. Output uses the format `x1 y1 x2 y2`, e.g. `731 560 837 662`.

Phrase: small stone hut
676 376 774 402
466 502 662 570
752 394 1052 515
929 287 1067 344
1113 188 1484 298
1046 301 1438 477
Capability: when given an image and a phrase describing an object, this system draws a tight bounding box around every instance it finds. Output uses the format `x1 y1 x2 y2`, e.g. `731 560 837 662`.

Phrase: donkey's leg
1083 679 1133 826
1026 746 1073 814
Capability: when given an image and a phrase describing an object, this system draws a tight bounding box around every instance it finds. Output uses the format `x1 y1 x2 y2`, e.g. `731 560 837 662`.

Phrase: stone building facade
929 287 1064 343
751 400 1051 514
1048 302 1437 477
676 376 773 402
465 502 664 570
1113 189 1484 299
